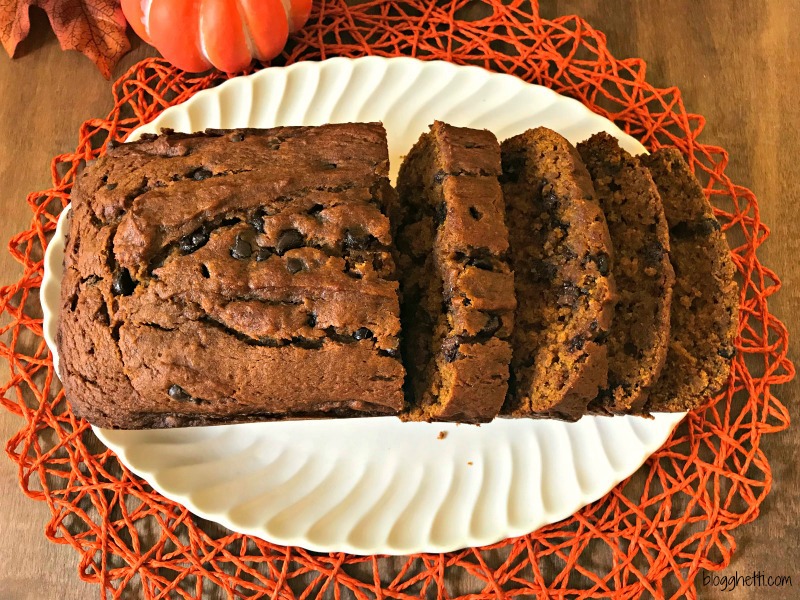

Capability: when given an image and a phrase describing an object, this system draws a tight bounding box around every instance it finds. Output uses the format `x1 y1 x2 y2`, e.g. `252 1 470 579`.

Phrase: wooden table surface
1 2 797 598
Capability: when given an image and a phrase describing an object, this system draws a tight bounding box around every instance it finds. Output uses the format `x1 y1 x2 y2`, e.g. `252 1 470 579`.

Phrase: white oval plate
41 57 684 555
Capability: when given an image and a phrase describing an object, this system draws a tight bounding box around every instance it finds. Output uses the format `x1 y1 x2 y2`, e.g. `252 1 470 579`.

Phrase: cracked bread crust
578 133 675 415
58 123 405 429
397 122 515 423
640 149 738 412
500 128 615 421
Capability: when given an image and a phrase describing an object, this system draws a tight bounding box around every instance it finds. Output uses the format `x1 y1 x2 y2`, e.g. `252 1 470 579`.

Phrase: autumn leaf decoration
0 0 131 78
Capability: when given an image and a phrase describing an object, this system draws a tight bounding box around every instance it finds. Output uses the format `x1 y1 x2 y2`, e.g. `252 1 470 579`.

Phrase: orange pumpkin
121 0 313 73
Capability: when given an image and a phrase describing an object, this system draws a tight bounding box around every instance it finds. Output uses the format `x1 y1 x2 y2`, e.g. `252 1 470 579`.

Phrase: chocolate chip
308 203 324 216
276 229 304 255
434 203 447 227
343 229 379 250
642 240 665 265
541 188 560 212
672 217 722 239
718 346 736 359
179 228 209 253
500 152 524 184
321 162 338 170
307 313 317 327
469 206 482 220
569 335 586 352
249 213 265 233
593 252 610 276
254 247 272 262
699 217 722 234
530 259 557 281
557 282 581 306
200 264 210 278
190 167 213 181
562 244 577 260
481 314 501 336
593 330 610 344
230 132 245 142
111 268 136 296
353 327 373 340
167 384 191 401
442 337 461 363
105 182 118 191
433 169 446 184
230 234 252 259
379 348 399 358
286 257 305 274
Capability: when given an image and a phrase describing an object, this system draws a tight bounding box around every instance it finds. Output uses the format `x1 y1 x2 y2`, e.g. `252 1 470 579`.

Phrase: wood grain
0 2 797 598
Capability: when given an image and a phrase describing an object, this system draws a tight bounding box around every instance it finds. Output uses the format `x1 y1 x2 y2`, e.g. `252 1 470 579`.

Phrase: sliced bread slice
640 148 738 411
577 133 675 414
500 127 615 420
396 122 515 422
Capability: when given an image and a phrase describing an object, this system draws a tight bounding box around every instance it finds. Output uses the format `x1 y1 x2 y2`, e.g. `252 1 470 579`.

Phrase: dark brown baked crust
578 133 675 414
640 149 738 411
58 124 405 429
499 128 615 420
396 122 515 422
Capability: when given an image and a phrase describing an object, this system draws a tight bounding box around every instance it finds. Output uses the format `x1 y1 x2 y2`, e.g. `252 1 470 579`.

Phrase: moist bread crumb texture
640 149 738 411
500 128 615 420
577 133 675 415
396 122 515 423
58 123 406 429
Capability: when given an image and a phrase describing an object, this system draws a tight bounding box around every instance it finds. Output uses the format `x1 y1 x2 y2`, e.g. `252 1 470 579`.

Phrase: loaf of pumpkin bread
58 123 406 429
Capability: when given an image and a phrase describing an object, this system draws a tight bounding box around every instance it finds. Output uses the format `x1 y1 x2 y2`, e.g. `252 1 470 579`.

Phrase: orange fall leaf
0 0 131 78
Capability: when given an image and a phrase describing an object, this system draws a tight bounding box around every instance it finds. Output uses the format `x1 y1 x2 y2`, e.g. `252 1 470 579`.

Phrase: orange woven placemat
0 1 794 598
